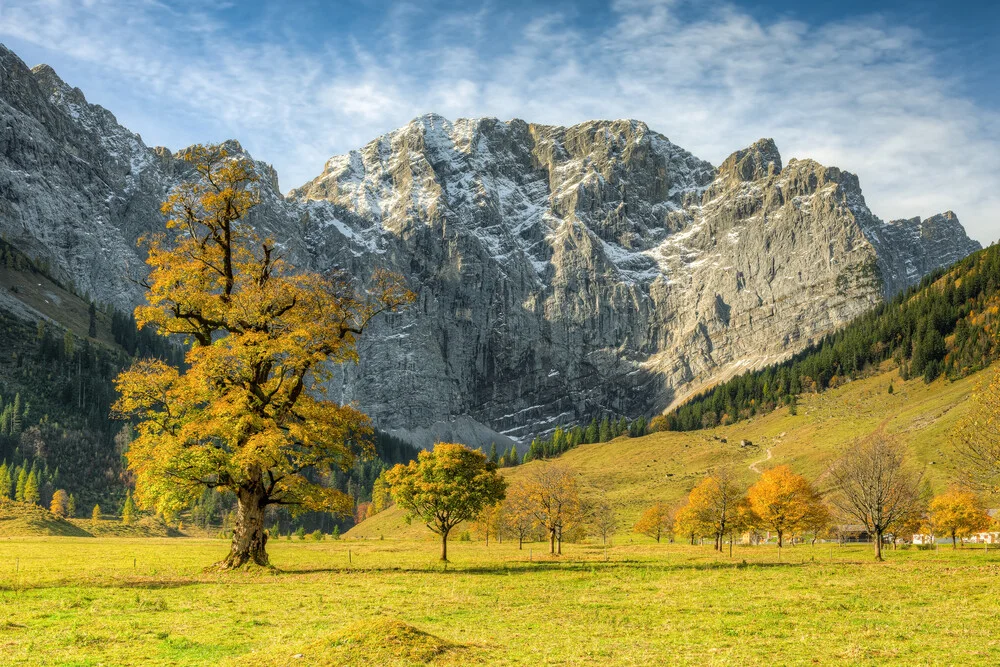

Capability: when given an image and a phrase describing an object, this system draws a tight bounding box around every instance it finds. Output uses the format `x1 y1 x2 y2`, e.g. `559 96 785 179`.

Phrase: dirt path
749 447 772 474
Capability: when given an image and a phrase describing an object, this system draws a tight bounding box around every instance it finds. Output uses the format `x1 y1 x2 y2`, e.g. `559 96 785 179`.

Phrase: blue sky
1 0 997 243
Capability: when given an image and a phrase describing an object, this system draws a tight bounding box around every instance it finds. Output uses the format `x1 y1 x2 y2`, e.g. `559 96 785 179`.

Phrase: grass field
1 536 999 665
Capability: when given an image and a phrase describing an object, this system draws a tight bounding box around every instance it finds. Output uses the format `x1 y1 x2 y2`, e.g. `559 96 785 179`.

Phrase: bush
294 526 306 540
309 530 325 541
458 531 471 542
331 525 341 540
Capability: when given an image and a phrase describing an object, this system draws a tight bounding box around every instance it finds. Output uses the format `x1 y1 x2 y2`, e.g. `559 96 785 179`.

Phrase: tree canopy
384 442 507 561
113 145 412 568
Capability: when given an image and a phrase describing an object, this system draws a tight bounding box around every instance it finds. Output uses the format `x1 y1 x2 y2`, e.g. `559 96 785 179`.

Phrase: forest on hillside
666 244 1000 431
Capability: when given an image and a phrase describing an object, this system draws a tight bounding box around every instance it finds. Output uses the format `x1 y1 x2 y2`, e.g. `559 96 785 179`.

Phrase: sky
1 0 997 244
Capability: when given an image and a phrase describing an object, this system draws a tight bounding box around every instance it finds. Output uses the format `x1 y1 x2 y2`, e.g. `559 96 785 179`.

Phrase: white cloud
1 0 997 243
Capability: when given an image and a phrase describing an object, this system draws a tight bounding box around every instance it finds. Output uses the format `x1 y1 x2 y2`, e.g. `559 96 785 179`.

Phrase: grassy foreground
1 536 998 665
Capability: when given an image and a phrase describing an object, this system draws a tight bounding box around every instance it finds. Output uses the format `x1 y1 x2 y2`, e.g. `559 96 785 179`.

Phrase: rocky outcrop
0 45 983 448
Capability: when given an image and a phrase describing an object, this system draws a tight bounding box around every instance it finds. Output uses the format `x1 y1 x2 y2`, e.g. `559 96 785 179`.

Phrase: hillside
0 498 91 537
347 360 994 539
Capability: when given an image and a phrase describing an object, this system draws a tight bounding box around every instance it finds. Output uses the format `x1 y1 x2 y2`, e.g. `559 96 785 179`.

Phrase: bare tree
828 432 924 561
591 492 618 546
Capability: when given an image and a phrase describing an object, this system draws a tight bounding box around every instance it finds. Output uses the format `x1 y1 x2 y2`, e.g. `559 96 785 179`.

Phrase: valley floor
1 537 998 665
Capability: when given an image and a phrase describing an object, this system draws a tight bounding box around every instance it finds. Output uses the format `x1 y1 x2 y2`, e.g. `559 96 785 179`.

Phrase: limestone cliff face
0 46 983 448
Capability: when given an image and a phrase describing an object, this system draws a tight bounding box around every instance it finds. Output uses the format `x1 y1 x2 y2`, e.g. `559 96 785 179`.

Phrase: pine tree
91 504 101 526
67 493 77 518
599 417 611 443
585 418 598 444
11 393 22 435
122 491 136 525
507 444 518 467
0 462 10 500
15 467 27 502
88 302 98 338
24 471 40 505
488 442 498 465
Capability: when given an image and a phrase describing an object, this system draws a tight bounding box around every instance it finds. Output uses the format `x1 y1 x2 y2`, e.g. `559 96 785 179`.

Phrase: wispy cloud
1 0 997 243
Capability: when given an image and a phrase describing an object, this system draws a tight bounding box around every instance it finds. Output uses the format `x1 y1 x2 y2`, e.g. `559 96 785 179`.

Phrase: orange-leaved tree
384 443 507 561
928 487 991 549
747 465 823 547
633 502 672 543
113 145 413 569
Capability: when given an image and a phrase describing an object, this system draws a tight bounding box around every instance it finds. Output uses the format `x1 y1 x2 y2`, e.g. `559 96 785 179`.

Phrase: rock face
0 45 983 448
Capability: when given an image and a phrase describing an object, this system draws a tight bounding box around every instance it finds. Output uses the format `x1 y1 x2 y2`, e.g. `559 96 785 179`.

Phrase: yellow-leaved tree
633 502 672 543
928 487 991 549
113 146 413 568
747 465 824 547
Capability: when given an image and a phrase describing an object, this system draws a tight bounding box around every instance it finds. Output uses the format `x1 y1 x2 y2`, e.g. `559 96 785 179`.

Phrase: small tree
50 489 69 517
929 487 991 549
633 502 671 543
67 493 77 518
747 465 823 547
829 432 923 561
472 501 503 546
91 504 101 526
384 443 506 561
122 491 137 525
23 471 40 505
501 481 535 549
682 469 745 550
591 492 618 545
519 464 583 555
0 462 10 500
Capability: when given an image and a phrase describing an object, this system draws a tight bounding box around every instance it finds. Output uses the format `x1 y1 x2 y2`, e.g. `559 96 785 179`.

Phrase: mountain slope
0 43 982 449
348 360 994 540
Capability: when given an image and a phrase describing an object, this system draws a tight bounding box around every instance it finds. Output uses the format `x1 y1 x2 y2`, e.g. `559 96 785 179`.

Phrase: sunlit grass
1 536 998 665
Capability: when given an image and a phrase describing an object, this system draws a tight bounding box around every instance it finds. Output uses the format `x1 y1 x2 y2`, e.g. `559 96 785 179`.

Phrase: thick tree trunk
777 530 783 548
221 485 269 569
549 529 556 554
875 531 883 561
557 525 563 555
952 531 957 550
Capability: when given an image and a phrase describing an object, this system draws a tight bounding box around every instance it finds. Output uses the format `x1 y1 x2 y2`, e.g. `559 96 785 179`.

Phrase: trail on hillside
749 447 773 474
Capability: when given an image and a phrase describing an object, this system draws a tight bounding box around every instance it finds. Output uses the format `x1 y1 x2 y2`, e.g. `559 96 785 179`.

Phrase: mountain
0 44 982 449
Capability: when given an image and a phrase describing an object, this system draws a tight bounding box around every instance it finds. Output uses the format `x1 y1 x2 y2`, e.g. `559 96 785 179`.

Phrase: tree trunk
874 530 883 561
441 527 450 561
557 525 562 555
549 528 556 554
952 531 957 550
519 534 523 550
777 529 783 548
221 485 269 569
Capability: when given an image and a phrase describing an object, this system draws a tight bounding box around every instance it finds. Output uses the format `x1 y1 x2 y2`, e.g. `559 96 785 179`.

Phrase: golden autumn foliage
747 465 824 547
674 469 746 550
928 487 991 548
113 145 413 568
384 443 506 561
49 489 69 518
516 464 584 555
633 502 672 543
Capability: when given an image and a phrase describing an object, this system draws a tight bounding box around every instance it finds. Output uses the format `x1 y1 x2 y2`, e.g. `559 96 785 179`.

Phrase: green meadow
1 536 998 665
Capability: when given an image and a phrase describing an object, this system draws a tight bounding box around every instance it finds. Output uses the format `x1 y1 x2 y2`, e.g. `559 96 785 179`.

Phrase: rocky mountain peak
0 49 984 450
718 137 782 181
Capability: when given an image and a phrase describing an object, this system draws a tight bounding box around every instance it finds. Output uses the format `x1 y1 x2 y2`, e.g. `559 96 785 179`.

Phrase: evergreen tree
67 493 77 517
11 393 22 435
88 302 97 338
585 418 598 444
508 445 519 467
599 417 611 443
15 467 27 502
488 442 498 465
0 462 10 500
122 491 136 525
24 471 40 505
